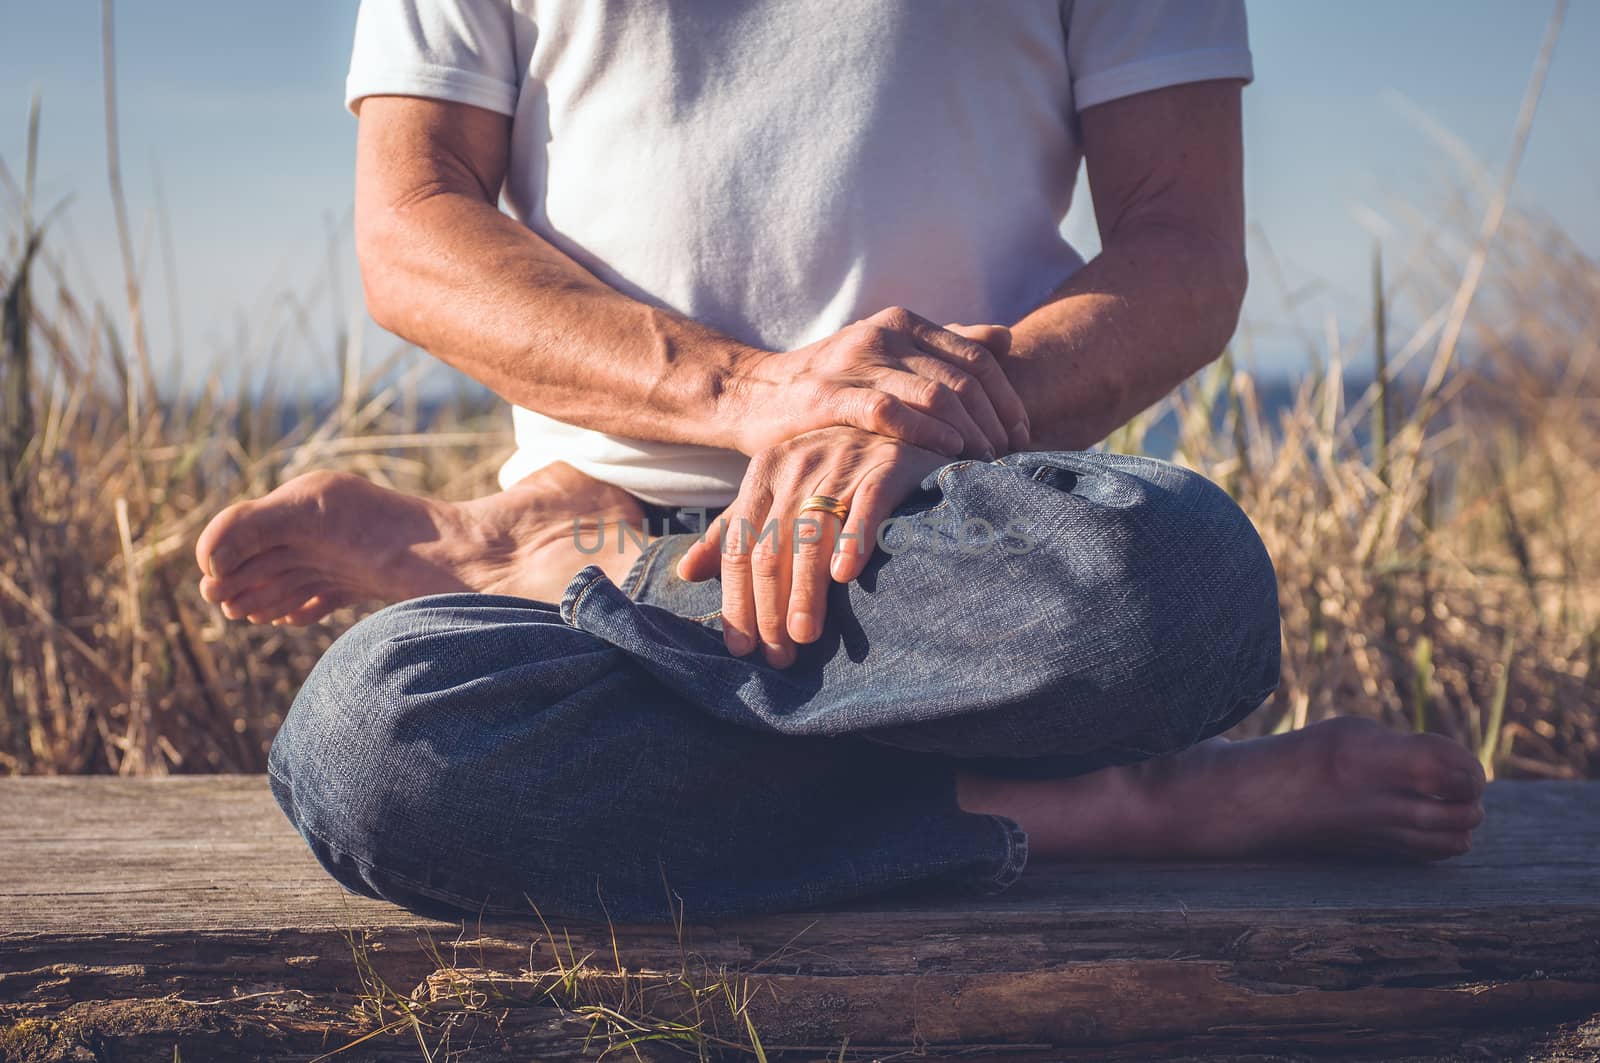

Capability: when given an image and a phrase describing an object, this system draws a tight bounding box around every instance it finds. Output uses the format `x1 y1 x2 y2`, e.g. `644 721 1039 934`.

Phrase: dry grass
1 12 1596 780
0 87 508 774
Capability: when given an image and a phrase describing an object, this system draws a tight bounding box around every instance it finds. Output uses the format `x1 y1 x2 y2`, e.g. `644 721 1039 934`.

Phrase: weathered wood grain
1 777 1597 1060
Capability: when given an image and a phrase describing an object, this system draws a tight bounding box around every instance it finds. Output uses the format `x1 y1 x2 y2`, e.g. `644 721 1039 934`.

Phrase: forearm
358 189 758 452
354 97 1034 465
1005 223 1246 450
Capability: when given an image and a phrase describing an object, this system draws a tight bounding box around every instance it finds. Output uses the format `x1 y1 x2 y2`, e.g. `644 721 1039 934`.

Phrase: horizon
2 2 1596 394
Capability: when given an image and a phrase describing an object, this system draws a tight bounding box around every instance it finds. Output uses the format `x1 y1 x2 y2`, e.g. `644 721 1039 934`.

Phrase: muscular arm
354 96 757 451
681 81 1249 665
354 96 1027 460
1005 80 1249 450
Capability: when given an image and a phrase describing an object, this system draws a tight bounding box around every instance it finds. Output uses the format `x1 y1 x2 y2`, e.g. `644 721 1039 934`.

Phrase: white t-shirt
348 0 1253 507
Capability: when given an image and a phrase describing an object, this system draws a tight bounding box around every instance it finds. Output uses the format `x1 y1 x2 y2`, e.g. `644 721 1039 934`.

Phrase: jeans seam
560 567 607 627
919 460 978 521
935 461 978 492
620 536 669 599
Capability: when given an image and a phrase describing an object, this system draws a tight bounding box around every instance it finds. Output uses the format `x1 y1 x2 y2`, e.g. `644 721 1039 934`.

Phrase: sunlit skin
196 79 1488 864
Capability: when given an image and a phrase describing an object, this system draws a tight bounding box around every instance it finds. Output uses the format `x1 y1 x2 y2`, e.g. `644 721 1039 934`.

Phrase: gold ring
798 494 849 521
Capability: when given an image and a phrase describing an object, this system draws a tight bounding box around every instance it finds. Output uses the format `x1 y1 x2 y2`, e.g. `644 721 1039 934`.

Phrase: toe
275 591 354 626
197 498 290 580
1388 793 1486 833
1403 734 1486 801
195 472 348 580
196 500 260 580
1343 723 1484 801
1375 825 1474 862
199 545 304 604
222 572 331 624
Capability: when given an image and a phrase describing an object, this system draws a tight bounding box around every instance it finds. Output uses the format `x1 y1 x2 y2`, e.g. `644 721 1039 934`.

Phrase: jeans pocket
1029 463 1081 494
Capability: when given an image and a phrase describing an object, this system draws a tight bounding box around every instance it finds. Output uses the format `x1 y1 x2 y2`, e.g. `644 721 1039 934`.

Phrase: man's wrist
710 342 774 455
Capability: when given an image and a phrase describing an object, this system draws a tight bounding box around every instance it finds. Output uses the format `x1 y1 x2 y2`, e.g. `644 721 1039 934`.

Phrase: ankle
958 766 1148 860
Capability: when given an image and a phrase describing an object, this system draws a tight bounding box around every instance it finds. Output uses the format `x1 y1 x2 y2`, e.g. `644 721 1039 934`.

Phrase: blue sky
2 2 1596 390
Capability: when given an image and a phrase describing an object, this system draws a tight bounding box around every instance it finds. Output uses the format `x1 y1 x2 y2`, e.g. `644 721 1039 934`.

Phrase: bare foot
958 716 1488 863
194 463 651 625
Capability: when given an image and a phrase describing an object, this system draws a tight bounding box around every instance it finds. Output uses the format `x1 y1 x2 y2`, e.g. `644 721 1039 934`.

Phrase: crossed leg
960 721 1482 863
195 462 651 624
216 456 1485 923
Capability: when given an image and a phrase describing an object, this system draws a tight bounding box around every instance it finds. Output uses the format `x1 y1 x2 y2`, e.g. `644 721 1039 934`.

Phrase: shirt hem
1073 47 1254 112
345 65 518 117
498 450 742 510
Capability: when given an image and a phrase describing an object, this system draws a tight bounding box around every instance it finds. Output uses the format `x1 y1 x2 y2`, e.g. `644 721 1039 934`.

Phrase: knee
268 600 450 886
1095 455 1281 734
1158 458 1277 621
268 594 623 911
1110 456 1278 624
998 452 1281 742
270 592 596 791
272 596 463 767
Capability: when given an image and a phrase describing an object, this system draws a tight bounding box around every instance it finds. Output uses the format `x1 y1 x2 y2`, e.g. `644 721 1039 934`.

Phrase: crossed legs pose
198 452 1485 922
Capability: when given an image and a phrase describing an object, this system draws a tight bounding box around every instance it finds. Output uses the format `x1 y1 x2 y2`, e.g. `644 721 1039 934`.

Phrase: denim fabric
269 452 1280 922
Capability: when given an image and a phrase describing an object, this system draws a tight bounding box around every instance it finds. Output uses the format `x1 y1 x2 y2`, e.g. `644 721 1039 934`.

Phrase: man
197 0 1487 922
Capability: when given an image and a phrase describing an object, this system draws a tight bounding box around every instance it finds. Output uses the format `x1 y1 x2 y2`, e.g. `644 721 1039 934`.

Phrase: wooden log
1 777 1598 1060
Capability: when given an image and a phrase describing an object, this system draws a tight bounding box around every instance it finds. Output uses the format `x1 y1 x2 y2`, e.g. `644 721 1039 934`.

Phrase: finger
718 508 761 657
830 444 944 584
748 496 797 668
898 347 1009 456
864 353 994 459
946 322 1013 359
941 322 1031 451
787 501 843 644
827 384 964 456
831 468 893 585
878 308 1021 423
676 511 726 582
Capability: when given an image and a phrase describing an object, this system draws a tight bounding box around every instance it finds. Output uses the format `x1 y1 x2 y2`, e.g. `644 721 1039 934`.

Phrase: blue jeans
269 452 1280 922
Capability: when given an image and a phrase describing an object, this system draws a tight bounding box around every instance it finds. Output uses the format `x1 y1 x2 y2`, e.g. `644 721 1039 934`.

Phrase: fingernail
1011 420 1030 446
764 643 794 668
725 630 753 656
791 611 817 643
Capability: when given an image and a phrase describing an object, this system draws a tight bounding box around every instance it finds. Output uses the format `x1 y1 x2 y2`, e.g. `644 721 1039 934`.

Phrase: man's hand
676 425 949 668
355 99 1028 461
730 313 1028 460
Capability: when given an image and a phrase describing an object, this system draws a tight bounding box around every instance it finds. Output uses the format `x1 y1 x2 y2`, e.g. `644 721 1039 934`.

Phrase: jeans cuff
980 814 1029 892
558 564 610 627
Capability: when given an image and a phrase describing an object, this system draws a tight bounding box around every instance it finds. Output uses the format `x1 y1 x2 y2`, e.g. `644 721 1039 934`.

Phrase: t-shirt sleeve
345 0 519 117
1064 0 1253 112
